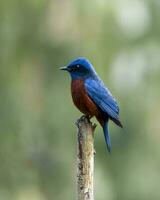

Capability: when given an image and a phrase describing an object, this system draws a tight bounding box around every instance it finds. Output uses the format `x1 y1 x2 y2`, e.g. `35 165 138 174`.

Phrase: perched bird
60 58 122 152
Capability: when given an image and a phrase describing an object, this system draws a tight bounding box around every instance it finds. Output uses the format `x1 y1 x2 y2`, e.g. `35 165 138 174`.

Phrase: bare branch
76 116 96 200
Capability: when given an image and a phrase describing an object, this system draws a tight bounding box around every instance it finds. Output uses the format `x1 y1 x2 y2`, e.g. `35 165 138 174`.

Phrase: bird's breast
71 78 100 116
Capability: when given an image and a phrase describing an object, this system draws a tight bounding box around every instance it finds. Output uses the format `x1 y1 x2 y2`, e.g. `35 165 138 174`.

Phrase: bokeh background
0 0 160 199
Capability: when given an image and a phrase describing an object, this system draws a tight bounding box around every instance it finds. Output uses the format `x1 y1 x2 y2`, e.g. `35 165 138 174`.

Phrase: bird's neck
70 73 96 81
70 73 81 80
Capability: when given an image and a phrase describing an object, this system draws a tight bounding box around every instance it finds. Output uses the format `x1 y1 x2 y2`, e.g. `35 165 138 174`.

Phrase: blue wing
84 77 121 124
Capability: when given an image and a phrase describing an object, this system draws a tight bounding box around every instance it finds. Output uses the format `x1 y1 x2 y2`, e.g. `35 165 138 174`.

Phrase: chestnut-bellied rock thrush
60 57 123 152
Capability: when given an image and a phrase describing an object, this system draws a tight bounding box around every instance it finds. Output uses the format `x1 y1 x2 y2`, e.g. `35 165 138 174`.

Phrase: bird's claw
76 115 86 126
76 115 93 127
91 123 97 131
78 115 91 122
80 115 87 121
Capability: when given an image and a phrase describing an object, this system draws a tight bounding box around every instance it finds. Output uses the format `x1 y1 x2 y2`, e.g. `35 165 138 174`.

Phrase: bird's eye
77 65 80 68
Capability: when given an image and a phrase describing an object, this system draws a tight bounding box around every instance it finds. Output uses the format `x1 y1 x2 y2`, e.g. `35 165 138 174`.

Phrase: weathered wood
76 116 96 200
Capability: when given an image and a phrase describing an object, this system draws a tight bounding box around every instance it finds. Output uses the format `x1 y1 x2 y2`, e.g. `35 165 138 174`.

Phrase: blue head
60 57 97 80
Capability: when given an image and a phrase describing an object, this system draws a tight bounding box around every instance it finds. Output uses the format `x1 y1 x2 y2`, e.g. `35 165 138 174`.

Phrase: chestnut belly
71 79 100 116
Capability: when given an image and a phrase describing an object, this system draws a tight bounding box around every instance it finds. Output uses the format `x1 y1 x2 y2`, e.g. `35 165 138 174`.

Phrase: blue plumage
103 120 111 152
60 57 123 152
84 77 120 122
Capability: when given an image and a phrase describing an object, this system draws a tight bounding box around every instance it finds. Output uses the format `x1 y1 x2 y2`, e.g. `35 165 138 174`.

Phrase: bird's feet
76 115 97 130
86 115 92 120
76 115 86 125
78 115 92 122
76 115 91 126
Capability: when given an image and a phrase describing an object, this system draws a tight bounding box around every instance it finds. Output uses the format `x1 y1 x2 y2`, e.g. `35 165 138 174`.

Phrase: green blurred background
0 0 160 199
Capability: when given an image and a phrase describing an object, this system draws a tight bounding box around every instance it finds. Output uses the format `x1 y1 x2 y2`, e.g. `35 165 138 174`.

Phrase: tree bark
76 116 96 200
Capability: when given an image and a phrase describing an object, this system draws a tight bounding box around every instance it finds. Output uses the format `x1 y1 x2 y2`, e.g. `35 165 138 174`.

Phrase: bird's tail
103 120 111 153
111 117 123 128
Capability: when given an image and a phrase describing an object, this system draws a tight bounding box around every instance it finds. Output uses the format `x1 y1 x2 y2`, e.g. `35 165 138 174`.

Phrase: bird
60 57 123 152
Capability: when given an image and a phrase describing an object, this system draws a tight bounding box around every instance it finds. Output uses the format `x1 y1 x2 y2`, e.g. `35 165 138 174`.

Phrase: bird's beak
59 66 68 71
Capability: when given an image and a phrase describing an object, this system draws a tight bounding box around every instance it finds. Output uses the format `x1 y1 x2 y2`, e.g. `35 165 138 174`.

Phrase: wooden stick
76 116 96 200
